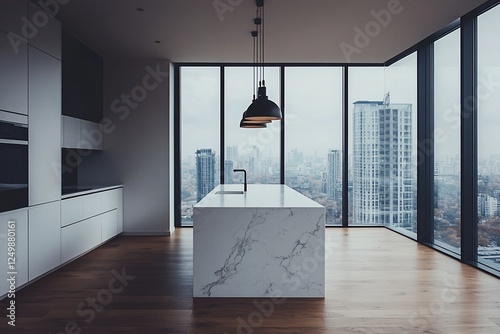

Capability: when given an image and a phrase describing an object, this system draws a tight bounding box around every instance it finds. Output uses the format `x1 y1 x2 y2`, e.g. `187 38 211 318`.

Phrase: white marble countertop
195 184 324 209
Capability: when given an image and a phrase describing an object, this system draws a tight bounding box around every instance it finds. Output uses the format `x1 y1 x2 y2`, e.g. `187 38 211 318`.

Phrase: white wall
100 59 172 234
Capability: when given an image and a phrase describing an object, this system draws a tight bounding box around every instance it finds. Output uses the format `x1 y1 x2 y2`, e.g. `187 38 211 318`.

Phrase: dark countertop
61 185 123 199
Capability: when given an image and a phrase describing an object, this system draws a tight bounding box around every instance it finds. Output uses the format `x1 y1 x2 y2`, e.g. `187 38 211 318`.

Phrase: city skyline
180 59 498 268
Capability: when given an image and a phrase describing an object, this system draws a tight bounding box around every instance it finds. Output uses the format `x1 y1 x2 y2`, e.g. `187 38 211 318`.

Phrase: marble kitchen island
193 184 325 298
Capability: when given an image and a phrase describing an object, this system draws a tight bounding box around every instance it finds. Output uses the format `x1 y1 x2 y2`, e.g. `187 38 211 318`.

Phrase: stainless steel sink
215 190 245 195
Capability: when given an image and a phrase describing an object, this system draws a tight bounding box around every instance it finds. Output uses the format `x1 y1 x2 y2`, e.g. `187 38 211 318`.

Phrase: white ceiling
56 0 488 63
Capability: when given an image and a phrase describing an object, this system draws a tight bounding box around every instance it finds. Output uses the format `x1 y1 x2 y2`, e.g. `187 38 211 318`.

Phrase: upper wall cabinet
0 0 28 36
62 30 103 123
62 116 103 150
0 30 28 115
27 1 61 59
0 1 61 59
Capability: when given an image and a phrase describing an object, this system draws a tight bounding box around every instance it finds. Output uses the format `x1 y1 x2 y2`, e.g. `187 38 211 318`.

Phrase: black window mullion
416 44 434 244
280 66 285 184
174 64 181 227
220 66 225 184
342 66 349 227
460 14 478 263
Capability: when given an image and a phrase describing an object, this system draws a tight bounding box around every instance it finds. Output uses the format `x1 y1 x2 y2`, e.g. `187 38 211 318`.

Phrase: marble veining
194 185 325 298
201 210 268 296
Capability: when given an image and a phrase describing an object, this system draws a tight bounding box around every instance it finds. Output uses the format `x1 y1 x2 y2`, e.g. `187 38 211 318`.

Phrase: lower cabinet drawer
61 196 85 227
101 209 117 242
61 215 101 263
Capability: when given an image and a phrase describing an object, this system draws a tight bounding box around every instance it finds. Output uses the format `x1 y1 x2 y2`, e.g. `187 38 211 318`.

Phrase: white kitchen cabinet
61 215 101 263
101 188 123 233
83 192 102 218
61 115 103 150
0 30 28 115
0 209 29 297
62 116 80 148
80 119 103 150
29 201 61 281
28 1 61 60
60 196 85 227
101 188 121 212
29 46 61 206
113 188 123 233
101 210 118 242
61 191 102 228
117 189 123 233
60 188 122 262
0 0 28 36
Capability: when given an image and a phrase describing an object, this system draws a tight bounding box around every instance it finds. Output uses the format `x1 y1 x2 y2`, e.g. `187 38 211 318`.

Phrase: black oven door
0 142 28 212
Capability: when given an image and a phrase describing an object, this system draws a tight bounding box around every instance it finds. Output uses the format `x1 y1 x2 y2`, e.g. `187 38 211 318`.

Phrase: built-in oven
0 110 28 213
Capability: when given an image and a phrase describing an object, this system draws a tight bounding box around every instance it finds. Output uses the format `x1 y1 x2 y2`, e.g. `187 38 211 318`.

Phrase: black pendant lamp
245 86 281 121
239 110 270 128
240 0 281 126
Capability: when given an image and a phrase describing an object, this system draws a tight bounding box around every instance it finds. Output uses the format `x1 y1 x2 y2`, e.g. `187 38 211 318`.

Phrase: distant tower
353 95 413 227
327 150 342 199
321 171 328 194
196 149 216 202
224 160 234 184
227 146 238 162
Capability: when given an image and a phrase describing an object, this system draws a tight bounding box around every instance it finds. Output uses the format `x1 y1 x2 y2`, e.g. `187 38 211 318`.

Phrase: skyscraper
321 171 328 194
196 149 216 202
227 146 239 162
353 94 413 227
224 160 234 184
327 149 342 199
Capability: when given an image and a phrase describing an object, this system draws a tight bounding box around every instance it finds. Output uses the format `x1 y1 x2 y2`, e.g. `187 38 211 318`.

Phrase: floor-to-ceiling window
477 4 500 271
433 29 461 253
284 67 343 225
177 64 415 230
174 1 500 278
348 67 386 226
180 67 220 226
225 67 281 185
384 53 418 236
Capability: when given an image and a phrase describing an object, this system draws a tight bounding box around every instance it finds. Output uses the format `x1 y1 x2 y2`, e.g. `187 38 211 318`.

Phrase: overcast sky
181 61 417 164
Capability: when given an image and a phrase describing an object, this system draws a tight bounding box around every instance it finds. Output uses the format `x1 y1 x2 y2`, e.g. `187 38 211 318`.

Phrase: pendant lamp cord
253 9 258 100
262 4 265 87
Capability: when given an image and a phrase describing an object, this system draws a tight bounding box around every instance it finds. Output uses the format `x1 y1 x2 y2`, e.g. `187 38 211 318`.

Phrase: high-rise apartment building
353 94 414 227
196 149 216 202
327 149 342 199
478 193 498 217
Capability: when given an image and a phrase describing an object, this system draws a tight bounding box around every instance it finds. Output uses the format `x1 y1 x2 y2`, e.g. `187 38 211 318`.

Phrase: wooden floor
1 228 499 334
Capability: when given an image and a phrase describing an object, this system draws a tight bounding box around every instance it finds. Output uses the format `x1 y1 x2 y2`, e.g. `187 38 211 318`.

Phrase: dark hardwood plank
0 228 499 334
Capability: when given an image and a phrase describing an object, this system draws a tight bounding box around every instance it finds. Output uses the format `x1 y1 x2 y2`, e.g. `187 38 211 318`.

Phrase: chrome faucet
233 169 247 192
